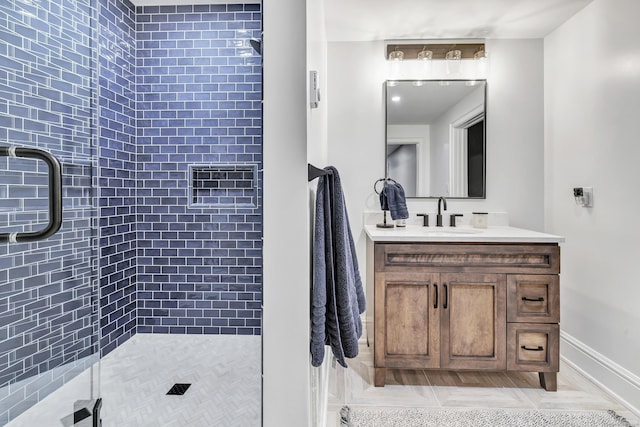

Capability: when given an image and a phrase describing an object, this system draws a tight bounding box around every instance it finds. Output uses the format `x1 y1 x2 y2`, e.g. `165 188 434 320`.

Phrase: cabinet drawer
507 275 559 323
507 323 559 372
375 243 560 274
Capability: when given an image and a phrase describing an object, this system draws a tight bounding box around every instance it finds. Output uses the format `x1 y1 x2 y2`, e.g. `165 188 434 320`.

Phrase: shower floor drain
166 383 191 395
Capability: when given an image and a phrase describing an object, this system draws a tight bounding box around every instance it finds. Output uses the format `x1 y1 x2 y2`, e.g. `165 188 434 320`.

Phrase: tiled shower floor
8 334 261 427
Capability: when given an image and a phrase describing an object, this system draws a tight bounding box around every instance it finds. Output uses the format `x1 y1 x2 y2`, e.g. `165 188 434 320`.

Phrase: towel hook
308 163 332 181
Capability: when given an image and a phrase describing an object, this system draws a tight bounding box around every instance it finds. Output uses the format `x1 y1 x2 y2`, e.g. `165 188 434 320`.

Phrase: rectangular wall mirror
385 79 486 198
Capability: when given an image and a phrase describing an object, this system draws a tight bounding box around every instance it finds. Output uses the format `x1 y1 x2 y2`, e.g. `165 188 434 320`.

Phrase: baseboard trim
561 330 640 417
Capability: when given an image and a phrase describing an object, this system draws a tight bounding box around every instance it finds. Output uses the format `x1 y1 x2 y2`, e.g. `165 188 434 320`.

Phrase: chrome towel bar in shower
0 146 63 243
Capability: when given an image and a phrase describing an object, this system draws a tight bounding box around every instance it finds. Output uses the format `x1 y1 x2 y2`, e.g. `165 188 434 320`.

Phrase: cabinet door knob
521 345 544 351
433 283 438 309
443 283 448 309
522 297 545 302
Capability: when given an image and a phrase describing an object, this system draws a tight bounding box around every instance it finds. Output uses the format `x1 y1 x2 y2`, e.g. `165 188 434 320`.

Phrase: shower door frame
0 0 102 424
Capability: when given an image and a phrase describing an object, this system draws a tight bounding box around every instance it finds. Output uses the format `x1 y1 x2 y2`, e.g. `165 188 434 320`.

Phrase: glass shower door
0 0 100 425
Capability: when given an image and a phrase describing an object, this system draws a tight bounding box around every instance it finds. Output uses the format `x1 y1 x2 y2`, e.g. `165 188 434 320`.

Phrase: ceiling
387 81 484 125
323 0 594 41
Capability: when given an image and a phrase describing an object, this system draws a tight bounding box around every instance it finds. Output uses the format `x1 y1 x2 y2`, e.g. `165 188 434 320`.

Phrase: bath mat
339 406 636 427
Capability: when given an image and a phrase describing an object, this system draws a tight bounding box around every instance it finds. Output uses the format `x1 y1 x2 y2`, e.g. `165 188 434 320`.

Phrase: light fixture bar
385 43 485 60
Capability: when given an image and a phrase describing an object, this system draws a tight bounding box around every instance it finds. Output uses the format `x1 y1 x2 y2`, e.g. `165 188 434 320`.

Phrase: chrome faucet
436 196 447 227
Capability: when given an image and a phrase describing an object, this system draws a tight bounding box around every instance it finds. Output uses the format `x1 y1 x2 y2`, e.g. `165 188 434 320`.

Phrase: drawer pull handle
522 297 545 302
434 283 438 309
521 345 544 352
443 283 448 309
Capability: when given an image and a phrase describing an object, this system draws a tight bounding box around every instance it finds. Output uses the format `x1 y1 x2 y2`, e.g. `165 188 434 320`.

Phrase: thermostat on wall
309 70 320 108
573 187 593 207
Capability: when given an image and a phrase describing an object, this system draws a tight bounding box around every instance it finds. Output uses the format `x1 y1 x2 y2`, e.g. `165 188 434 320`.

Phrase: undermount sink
419 228 484 236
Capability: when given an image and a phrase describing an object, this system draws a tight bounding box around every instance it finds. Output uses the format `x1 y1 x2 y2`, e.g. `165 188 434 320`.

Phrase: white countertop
364 224 565 243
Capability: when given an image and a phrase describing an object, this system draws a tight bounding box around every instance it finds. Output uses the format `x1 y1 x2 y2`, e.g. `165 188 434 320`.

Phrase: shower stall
1 1 263 425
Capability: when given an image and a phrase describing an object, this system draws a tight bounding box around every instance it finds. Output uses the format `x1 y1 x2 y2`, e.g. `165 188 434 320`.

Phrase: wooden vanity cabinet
373 243 560 391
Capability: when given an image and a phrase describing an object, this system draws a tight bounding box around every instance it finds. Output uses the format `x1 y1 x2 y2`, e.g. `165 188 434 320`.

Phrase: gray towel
311 166 365 368
379 185 389 211
381 181 409 220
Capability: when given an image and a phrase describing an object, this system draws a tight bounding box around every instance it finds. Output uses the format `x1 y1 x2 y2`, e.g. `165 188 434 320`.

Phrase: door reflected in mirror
385 80 486 198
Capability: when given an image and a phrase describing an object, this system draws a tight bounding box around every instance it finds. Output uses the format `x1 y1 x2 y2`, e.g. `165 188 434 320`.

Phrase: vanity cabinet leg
539 372 557 391
374 368 386 387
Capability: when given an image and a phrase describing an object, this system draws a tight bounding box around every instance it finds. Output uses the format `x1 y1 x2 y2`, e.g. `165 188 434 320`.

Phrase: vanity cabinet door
440 273 507 370
374 272 440 370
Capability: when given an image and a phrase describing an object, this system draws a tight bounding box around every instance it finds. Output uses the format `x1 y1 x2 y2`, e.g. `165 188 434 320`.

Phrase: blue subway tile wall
98 0 138 356
135 4 262 335
0 0 99 422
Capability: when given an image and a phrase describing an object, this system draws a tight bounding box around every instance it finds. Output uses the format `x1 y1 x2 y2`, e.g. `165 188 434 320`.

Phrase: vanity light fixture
445 49 462 60
384 41 488 77
474 48 488 75
445 49 462 74
388 46 404 61
417 47 433 61
473 48 486 60
384 42 484 61
417 46 433 73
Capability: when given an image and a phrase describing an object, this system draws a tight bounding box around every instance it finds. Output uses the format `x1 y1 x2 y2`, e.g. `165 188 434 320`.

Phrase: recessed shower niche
189 164 258 208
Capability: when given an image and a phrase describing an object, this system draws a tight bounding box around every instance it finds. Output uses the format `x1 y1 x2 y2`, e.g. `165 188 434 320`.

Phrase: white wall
327 39 545 294
544 0 640 413
387 144 418 196
307 0 329 166
429 85 485 196
263 1 311 426
325 41 384 267
307 3 331 427
430 112 451 196
387 124 430 196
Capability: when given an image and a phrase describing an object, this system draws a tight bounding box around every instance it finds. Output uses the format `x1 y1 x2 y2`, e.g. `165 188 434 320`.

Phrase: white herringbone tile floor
326 336 640 427
7 334 261 427
100 334 261 427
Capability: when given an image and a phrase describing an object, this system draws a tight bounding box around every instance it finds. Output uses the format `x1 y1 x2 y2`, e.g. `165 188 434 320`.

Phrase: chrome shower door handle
0 146 63 243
